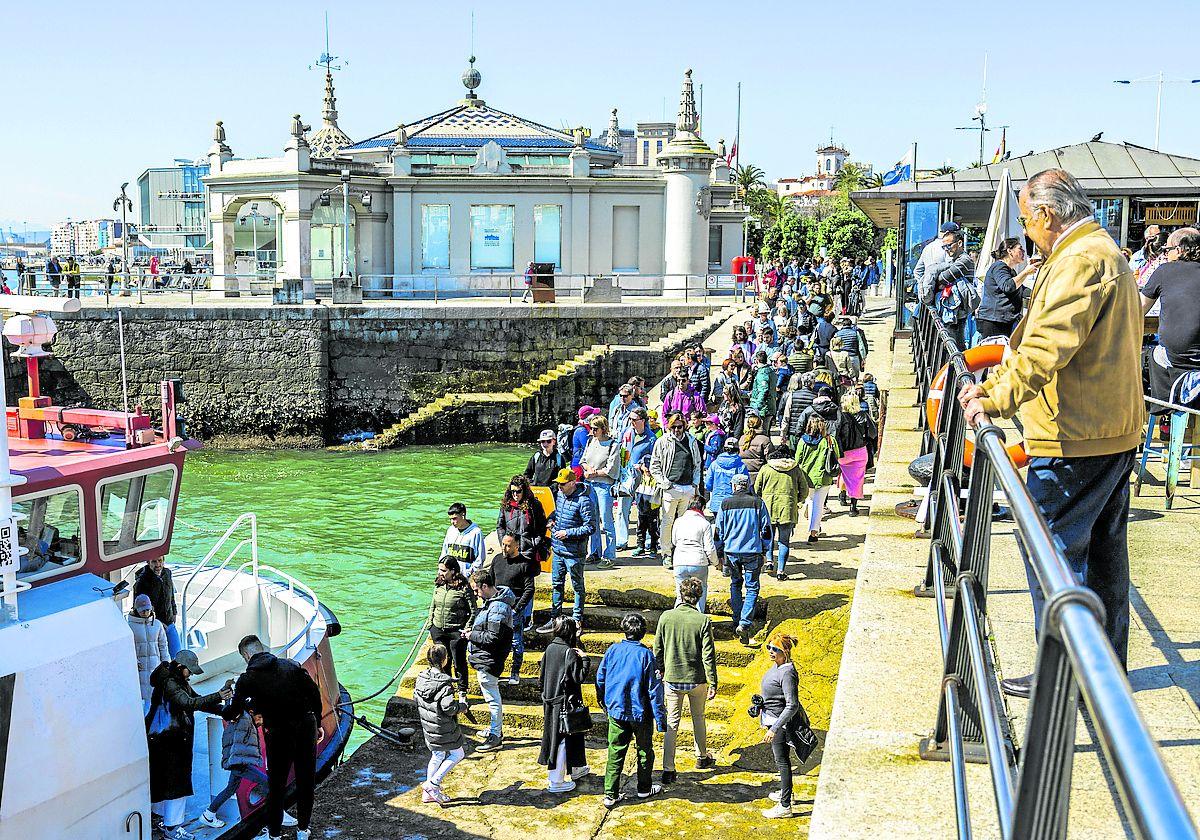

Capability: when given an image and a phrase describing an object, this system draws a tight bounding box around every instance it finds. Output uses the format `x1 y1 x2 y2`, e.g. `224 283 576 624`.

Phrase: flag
990 127 1007 164
726 140 737 167
881 148 914 186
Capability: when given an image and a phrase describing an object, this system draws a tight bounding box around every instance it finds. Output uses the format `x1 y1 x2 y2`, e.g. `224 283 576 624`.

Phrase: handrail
180 513 258 643
912 304 1198 840
256 562 322 658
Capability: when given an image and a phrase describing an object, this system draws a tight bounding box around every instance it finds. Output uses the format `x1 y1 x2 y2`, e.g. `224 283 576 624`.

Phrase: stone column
392 184 413 283
659 70 717 298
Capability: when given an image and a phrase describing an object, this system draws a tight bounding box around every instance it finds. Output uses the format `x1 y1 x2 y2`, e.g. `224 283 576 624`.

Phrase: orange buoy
925 343 1029 469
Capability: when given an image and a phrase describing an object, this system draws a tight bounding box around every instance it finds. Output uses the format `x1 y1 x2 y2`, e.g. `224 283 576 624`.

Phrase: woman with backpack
757 633 817 820
428 556 476 694
537 617 592 793
795 416 841 544
835 391 877 517
415 643 470 806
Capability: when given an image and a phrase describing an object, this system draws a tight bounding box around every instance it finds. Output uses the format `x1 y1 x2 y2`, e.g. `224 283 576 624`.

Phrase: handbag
145 687 175 737
556 654 593 736
823 436 841 478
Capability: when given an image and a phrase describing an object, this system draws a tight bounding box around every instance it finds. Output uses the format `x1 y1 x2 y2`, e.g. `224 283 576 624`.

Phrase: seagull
1091 132 1104 142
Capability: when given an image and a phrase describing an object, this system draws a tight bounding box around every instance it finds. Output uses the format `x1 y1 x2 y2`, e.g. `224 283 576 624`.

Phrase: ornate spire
461 55 485 107
676 69 699 135
603 108 621 150
322 69 339 126
310 70 352 158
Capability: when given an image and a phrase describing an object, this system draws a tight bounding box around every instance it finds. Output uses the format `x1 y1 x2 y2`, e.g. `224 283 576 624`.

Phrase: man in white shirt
441 502 487 574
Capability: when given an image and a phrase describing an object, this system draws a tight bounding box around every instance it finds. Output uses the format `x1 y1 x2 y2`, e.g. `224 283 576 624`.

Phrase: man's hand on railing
957 382 992 429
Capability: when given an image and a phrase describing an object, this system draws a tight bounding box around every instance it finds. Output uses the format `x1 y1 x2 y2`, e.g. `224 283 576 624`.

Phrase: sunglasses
766 644 784 655
668 424 685 431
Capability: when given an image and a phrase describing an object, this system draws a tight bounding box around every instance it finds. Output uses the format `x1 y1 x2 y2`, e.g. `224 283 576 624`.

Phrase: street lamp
113 183 133 291
1113 73 1200 150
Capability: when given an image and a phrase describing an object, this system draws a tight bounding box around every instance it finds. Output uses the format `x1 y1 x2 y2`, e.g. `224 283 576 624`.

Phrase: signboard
705 274 736 290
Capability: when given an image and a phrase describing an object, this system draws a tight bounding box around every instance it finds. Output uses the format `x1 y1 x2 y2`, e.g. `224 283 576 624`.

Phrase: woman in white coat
128 593 170 711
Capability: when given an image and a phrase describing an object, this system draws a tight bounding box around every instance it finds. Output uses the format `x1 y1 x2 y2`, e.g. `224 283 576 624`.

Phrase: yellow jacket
979 220 1145 457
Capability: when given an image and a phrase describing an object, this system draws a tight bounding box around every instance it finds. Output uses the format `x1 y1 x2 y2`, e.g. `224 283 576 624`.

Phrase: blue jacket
705 451 749 513
596 639 666 727
814 318 837 352
570 425 591 468
714 491 772 557
551 484 596 560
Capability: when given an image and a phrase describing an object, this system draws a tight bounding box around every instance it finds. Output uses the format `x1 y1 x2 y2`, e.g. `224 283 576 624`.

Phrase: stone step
529 603 737 641
529 582 751 620
519 629 756 668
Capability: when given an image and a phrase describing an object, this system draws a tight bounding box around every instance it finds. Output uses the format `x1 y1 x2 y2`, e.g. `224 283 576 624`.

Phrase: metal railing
357 272 744 303
911 304 1198 840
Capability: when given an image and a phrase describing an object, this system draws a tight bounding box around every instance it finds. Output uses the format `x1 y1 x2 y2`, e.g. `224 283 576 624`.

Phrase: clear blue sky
6 0 1200 229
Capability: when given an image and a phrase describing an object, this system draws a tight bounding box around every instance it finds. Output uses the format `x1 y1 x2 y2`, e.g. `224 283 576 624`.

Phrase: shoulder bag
822 436 841 478
557 652 593 735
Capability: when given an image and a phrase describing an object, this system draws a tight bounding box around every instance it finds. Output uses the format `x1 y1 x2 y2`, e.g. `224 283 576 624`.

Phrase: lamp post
1113 73 1200 150
340 169 350 279
113 183 133 292
245 202 263 277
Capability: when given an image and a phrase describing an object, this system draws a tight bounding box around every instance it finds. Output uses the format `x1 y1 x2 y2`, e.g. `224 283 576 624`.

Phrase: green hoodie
755 455 805 525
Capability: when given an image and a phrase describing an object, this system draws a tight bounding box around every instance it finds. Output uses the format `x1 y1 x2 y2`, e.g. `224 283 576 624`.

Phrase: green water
168 445 530 752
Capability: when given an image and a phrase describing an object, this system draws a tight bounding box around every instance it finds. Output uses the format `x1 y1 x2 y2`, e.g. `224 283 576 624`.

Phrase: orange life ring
925 343 1029 469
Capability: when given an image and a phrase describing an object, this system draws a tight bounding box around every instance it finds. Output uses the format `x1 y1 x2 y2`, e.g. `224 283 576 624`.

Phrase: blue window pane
422 205 450 269
534 205 561 267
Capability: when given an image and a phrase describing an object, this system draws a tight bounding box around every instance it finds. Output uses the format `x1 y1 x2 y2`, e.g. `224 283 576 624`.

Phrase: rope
335 613 432 710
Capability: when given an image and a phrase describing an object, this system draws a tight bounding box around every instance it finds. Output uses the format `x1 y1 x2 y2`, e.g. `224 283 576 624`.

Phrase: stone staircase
368 306 744 448
386 580 760 752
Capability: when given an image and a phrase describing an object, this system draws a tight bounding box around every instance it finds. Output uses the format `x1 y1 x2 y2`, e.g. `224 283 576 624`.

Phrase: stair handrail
256 562 322 658
179 513 259 644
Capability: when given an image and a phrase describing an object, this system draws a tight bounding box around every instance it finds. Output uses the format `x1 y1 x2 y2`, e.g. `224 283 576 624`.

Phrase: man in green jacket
653 577 718 784
960 168 1145 697
750 350 778 428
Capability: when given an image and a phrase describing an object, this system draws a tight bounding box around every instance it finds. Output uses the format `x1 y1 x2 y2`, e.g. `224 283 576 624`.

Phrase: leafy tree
734 164 765 198
762 212 815 264
816 208 875 264
833 162 866 195
881 228 898 252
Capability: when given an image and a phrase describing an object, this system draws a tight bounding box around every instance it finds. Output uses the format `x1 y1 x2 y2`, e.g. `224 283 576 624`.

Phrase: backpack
555 424 574 461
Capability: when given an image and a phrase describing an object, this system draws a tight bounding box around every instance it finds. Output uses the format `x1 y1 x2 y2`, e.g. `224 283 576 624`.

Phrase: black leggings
772 733 796 808
975 318 1016 340
430 628 469 692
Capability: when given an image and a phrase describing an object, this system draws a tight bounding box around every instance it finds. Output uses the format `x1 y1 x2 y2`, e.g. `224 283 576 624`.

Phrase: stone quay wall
23 304 713 445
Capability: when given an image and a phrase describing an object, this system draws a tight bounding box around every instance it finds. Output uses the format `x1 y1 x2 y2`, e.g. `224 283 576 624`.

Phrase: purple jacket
662 385 707 417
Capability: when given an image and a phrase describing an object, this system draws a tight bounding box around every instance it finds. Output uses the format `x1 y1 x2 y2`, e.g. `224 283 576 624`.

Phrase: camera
747 694 765 718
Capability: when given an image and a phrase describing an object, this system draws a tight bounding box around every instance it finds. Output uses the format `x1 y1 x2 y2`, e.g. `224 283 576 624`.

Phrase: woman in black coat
537 617 591 793
147 655 228 834
496 474 548 566
977 237 1036 339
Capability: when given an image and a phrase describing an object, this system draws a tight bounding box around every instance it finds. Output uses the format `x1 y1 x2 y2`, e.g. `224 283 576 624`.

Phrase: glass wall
311 203 358 280
421 205 450 270
1092 198 1123 243
903 201 940 278
470 205 515 270
534 205 561 267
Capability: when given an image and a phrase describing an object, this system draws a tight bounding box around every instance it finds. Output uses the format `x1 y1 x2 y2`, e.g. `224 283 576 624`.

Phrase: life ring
925 343 1029 469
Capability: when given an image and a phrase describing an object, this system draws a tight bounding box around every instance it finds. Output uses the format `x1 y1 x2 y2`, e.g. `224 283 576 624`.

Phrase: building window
15 486 85 583
97 467 177 562
643 140 650 164
311 203 358 280
656 140 663 155
708 224 723 270
534 205 562 267
421 205 450 270
612 206 640 272
470 205 515 270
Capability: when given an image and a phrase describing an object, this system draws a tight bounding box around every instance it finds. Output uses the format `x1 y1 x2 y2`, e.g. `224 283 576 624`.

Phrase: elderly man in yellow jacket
959 168 1145 699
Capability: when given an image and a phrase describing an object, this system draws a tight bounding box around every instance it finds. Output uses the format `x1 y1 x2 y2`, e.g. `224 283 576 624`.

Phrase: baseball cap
939 221 961 234
134 594 153 611
537 429 555 442
731 474 750 489
554 467 577 484
706 413 721 425
577 406 600 420
174 649 204 675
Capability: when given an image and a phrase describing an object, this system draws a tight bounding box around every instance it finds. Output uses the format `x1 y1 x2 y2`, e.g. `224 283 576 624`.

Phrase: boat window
98 466 177 560
15 486 85 582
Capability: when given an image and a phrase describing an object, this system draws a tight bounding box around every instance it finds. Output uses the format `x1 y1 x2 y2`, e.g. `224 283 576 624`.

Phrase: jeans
209 765 269 812
673 564 709 614
727 553 763 631
604 718 655 798
772 523 794 575
512 600 534 660
551 552 585 621
663 684 709 771
772 733 796 808
427 747 465 787
593 482 618 562
430 627 469 692
476 670 504 737
636 495 660 551
165 623 181 658
264 715 317 834
1024 450 1136 667
615 494 634 548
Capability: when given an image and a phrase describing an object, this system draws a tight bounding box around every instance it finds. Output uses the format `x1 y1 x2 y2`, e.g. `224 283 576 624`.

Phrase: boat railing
910 303 1198 840
180 513 259 644
256 562 322 659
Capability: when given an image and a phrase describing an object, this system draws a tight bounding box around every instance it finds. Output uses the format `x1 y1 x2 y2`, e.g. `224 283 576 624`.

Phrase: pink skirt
838 446 869 499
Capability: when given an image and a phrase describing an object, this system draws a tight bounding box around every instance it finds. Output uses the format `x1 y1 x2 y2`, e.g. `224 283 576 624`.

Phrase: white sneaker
507 674 520 685
547 779 577 793
281 811 298 827
198 809 225 828
296 830 311 840
768 790 782 803
762 803 794 818
570 765 592 780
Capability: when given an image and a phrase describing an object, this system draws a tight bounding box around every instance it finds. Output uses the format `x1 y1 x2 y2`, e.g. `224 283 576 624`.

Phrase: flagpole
734 81 741 171
912 141 918 190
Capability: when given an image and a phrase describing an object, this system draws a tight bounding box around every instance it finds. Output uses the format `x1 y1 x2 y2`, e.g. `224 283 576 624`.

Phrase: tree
734 163 765 198
744 187 792 230
815 207 875 264
833 162 866 195
864 173 884 189
932 164 957 176
762 212 815 264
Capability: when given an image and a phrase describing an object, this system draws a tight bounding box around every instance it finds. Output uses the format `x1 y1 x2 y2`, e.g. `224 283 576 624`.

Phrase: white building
49 219 117 257
201 62 745 297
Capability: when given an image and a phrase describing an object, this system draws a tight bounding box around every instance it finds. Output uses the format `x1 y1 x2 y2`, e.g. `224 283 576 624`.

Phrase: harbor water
169 444 530 752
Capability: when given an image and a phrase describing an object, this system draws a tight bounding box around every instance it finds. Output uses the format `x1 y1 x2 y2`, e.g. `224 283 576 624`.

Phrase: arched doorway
310 202 357 280
233 201 283 278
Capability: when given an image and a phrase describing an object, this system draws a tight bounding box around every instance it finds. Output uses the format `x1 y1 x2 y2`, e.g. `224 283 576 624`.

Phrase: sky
6 0 1200 230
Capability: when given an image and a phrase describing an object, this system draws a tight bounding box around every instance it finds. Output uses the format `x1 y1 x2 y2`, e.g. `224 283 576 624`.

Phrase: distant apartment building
50 219 118 257
635 122 676 166
136 160 211 259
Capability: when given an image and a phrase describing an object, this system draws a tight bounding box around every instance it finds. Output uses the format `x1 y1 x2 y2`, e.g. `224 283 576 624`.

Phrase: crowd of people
414 274 879 821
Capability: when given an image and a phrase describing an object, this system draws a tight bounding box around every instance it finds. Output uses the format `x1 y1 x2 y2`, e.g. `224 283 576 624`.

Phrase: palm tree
932 164 957 176
734 163 765 198
762 190 793 227
834 162 865 194
864 173 884 189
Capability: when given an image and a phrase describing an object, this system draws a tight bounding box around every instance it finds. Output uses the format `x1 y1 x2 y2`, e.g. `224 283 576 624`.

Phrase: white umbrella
975 168 1023 281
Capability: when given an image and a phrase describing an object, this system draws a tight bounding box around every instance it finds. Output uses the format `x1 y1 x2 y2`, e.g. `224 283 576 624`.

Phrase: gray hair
1025 169 1093 224
1167 227 1200 262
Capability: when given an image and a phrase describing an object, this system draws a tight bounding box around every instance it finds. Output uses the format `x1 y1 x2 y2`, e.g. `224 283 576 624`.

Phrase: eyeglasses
668 424 685 431
766 644 784 655
509 486 523 493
